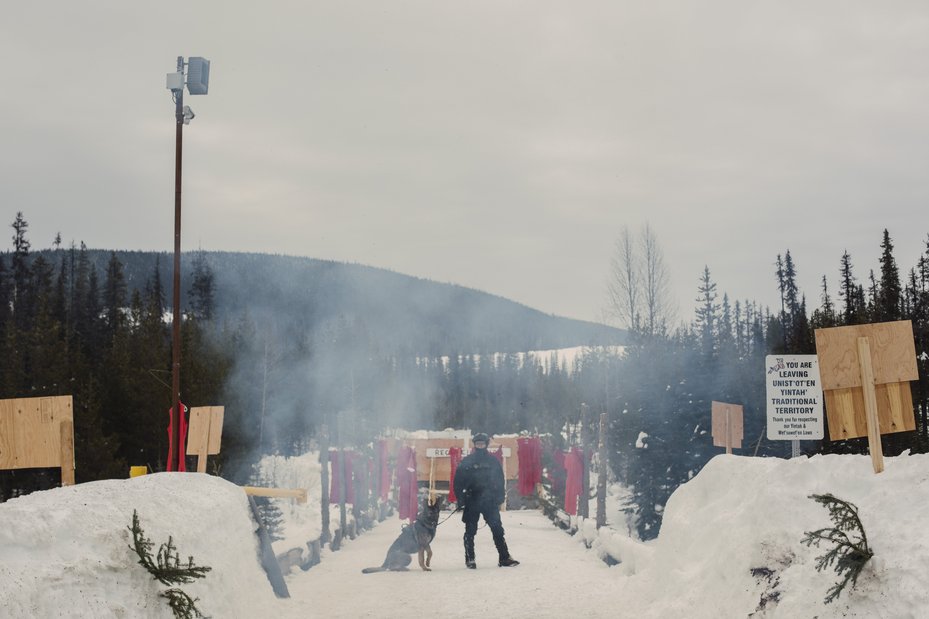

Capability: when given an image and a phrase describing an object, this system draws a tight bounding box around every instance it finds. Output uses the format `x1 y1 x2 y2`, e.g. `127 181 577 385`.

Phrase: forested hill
36 249 625 355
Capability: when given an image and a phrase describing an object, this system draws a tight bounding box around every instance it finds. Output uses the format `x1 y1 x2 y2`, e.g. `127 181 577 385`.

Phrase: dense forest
2 213 928 540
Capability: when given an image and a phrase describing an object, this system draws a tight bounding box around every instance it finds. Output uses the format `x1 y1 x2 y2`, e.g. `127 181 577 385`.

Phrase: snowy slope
0 474 279 618
617 453 929 618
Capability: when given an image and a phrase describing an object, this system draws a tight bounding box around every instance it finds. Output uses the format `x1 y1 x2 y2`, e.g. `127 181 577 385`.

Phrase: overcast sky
3 2 929 325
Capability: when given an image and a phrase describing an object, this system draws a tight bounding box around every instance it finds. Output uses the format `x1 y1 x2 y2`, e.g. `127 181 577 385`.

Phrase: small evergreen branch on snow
128 510 212 618
801 493 873 604
162 588 206 619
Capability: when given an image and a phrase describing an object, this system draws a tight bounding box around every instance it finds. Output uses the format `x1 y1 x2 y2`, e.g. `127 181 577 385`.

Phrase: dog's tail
361 566 389 574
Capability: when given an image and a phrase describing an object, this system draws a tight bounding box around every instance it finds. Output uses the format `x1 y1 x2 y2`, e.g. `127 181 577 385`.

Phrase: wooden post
596 413 607 529
579 403 590 519
196 418 211 473
501 451 508 512
428 455 436 504
857 337 885 474
60 419 75 486
725 406 732 455
319 424 330 544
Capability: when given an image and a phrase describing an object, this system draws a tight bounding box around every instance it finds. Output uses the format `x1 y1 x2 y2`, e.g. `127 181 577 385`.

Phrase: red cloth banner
398 446 418 522
547 447 567 498
329 449 356 505
563 447 585 515
516 437 542 495
448 447 462 503
377 439 391 501
166 401 188 472
328 449 341 504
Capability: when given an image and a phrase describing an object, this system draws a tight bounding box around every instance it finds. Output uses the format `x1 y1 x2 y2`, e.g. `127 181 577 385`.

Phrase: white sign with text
426 447 511 457
766 354 824 440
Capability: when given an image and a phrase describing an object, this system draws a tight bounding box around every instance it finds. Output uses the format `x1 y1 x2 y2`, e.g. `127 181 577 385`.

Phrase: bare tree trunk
607 225 640 331
641 223 675 336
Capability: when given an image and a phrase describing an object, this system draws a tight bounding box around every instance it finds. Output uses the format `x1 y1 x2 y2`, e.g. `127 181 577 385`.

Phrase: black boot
464 535 476 569
492 532 515 567
498 556 520 567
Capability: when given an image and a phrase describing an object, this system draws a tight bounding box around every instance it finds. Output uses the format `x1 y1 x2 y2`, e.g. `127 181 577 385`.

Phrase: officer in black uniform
453 432 520 568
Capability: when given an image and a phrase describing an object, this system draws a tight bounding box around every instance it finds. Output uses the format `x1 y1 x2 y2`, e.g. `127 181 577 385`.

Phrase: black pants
462 504 509 561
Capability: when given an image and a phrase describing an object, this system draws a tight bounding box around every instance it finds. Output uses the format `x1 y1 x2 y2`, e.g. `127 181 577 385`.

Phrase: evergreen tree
875 229 902 322
693 266 718 358
11 212 33 333
102 251 128 342
811 275 838 329
839 251 858 324
187 251 215 321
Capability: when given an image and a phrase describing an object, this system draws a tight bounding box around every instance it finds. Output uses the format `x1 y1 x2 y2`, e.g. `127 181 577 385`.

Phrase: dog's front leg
425 544 433 569
418 547 431 571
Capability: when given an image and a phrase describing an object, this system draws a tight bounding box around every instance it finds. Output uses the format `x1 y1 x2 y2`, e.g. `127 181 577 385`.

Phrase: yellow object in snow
129 466 148 478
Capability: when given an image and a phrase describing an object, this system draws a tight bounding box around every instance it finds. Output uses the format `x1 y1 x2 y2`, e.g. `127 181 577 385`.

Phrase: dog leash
436 506 489 530
436 506 462 526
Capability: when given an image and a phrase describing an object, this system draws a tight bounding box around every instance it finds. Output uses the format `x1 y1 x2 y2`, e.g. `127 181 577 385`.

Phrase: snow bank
620 452 929 618
255 452 324 547
0 473 279 618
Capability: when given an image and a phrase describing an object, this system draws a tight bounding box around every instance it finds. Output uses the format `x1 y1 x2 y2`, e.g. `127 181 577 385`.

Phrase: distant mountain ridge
34 249 626 355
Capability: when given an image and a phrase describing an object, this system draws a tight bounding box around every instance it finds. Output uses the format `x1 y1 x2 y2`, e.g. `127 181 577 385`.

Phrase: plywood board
815 321 918 390
186 406 224 456
0 396 73 469
409 438 466 482
409 436 520 481
824 382 916 440
711 401 744 449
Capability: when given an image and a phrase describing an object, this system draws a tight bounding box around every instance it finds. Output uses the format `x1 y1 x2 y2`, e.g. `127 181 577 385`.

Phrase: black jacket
453 448 505 509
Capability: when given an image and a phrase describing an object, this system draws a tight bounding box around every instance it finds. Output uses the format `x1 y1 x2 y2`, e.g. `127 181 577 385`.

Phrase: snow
3 452 929 617
435 345 625 374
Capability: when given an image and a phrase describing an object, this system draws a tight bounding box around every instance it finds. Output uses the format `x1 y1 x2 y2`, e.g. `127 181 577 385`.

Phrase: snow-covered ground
2 452 928 618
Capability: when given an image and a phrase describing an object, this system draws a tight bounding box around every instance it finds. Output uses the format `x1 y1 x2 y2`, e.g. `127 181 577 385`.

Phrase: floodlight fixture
164 56 211 96
183 105 195 125
186 57 210 95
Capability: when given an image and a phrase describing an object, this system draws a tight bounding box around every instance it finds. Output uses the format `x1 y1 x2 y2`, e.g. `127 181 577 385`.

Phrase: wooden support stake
726 407 732 455
857 337 884 474
428 456 436 504
196 417 211 473
243 486 308 504
60 419 75 486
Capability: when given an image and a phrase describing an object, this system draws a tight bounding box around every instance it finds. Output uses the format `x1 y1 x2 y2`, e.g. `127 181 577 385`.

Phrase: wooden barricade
0 396 75 486
815 320 918 473
185 406 225 473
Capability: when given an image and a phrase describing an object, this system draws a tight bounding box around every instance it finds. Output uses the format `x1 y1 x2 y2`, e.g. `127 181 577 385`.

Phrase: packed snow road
284 509 622 618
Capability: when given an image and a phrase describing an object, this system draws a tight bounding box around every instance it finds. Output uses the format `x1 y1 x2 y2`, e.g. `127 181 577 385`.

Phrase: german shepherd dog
362 496 444 573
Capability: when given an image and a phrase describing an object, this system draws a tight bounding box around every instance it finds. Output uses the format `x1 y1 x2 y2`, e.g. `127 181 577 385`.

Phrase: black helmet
472 432 490 446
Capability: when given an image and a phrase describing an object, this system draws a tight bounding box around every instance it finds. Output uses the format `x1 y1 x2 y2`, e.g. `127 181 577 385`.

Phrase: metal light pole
166 56 210 471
